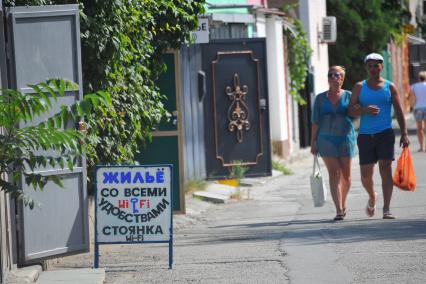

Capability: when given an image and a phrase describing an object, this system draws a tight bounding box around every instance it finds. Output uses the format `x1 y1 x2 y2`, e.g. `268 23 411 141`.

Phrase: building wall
0 32 11 283
408 1 422 26
390 39 411 114
282 33 300 156
0 131 12 282
0 190 12 283
265 15 291 157
255 11 266 37
299 0 329 96
248 0 267 6
179 46 207 181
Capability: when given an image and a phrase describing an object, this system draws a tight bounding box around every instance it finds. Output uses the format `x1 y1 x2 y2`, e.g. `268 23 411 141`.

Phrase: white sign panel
191 17 209 44
95 165 172 243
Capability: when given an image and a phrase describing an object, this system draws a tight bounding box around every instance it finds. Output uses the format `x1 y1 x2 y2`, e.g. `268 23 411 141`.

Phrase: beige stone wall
390 38 411 115
1 127 13 281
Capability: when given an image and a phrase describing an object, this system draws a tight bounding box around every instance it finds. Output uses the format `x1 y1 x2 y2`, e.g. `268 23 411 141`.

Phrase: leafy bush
0 79 111 208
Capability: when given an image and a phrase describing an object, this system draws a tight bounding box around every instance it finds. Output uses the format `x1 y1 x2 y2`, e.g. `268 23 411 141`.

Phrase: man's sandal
365 192 377 217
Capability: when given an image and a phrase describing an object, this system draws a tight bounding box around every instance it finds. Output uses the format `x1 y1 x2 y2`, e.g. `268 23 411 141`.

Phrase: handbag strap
313 155 321 175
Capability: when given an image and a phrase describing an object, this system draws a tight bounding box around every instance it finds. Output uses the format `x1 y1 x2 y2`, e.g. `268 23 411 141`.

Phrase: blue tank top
359 80 392 134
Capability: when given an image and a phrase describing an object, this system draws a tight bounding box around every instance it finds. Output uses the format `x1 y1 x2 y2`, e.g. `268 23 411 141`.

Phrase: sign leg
169 237 173 269
94 243 99 268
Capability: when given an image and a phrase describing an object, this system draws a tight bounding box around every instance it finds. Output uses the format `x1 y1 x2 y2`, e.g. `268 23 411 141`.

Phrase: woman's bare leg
379 160 393 212
322 157 343 215
339 157 352 212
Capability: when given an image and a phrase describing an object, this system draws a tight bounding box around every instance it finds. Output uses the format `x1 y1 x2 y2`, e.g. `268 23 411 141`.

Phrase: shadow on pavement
184 218 426 246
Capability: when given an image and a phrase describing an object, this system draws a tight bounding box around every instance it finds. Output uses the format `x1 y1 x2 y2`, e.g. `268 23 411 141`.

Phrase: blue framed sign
94 165 173 269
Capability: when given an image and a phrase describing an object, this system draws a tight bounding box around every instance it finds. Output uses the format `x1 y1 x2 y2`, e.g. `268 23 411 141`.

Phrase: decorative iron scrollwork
226 73 250 143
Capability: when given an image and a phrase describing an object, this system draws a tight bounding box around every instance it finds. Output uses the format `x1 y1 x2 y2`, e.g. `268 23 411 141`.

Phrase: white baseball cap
364 53 384 63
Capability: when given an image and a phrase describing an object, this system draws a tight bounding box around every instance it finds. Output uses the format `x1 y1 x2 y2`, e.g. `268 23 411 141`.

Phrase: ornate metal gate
202 38 271 179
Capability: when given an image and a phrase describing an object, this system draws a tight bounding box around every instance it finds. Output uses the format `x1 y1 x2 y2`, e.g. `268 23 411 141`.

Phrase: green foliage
327 0 409 88
184 179 206 194
81 0 204 179
6 0 205 178
272 161 292 175
282 4 312 106
0 79 111 208
229 160 249 181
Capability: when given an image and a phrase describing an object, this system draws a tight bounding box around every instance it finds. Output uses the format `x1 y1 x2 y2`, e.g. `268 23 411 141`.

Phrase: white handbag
310 155 327 207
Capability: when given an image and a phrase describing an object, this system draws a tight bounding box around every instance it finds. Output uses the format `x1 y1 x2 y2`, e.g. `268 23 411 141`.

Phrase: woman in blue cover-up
310 66 356 221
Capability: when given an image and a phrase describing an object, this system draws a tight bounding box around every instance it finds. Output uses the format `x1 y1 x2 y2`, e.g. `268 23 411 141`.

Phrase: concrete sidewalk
6 266 105 284
191 169 284 204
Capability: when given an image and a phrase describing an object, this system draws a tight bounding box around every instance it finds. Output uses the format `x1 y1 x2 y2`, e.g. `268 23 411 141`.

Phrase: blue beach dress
311 90 356 158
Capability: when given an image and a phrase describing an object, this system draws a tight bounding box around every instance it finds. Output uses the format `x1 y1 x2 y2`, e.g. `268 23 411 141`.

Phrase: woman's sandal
333 214 344 221
334 208 346 221
365 193 377 217
383 211 396 219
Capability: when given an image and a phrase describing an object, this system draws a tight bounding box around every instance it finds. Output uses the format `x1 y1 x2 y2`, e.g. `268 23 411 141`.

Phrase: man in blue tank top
348 53 409 219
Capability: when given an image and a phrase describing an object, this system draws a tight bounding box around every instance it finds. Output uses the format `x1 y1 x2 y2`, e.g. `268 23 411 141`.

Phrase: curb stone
6 265 42 284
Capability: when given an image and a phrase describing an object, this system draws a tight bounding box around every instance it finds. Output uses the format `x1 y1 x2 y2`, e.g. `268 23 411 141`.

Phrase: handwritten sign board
94 165 173 268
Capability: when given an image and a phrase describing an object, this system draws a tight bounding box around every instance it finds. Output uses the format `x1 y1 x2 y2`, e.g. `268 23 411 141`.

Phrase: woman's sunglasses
328 73 342 79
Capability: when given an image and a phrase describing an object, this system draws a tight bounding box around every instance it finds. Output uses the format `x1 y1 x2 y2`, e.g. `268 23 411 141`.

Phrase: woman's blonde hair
418 71 426 81
329 65 346 77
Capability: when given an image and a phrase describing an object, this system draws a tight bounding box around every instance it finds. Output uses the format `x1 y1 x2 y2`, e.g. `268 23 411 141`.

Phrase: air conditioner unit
321 16 337 43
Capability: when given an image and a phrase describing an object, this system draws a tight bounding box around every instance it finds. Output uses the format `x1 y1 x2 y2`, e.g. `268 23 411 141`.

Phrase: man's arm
348 82 380 117
390 83 409 147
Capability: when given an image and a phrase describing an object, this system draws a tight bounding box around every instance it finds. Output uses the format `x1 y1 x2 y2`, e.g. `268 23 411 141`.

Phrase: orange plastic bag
392 147 416 191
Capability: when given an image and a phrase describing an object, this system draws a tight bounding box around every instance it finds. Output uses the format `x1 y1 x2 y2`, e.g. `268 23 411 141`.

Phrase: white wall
409 0 421 26
299 0 329 96
255 12 266 37
266 15 289 142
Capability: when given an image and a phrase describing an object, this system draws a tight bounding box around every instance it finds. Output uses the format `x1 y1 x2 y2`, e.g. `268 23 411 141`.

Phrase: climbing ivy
282 5 312 106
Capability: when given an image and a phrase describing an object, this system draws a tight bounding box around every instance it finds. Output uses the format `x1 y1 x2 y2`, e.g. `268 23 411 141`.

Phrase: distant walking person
311 66 356 221
409 71 426 152
349 53 409 219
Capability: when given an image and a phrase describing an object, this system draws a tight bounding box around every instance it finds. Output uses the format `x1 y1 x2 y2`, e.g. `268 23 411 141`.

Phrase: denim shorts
413 107 426 121
357 128 395 165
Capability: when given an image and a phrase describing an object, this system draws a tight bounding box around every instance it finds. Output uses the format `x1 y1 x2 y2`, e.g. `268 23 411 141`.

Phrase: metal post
169 230 173 269
169 167 174 269
94 243 99 268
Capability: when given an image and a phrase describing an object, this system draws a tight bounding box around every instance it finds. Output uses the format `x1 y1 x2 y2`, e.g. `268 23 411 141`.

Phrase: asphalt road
50 128 426 284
